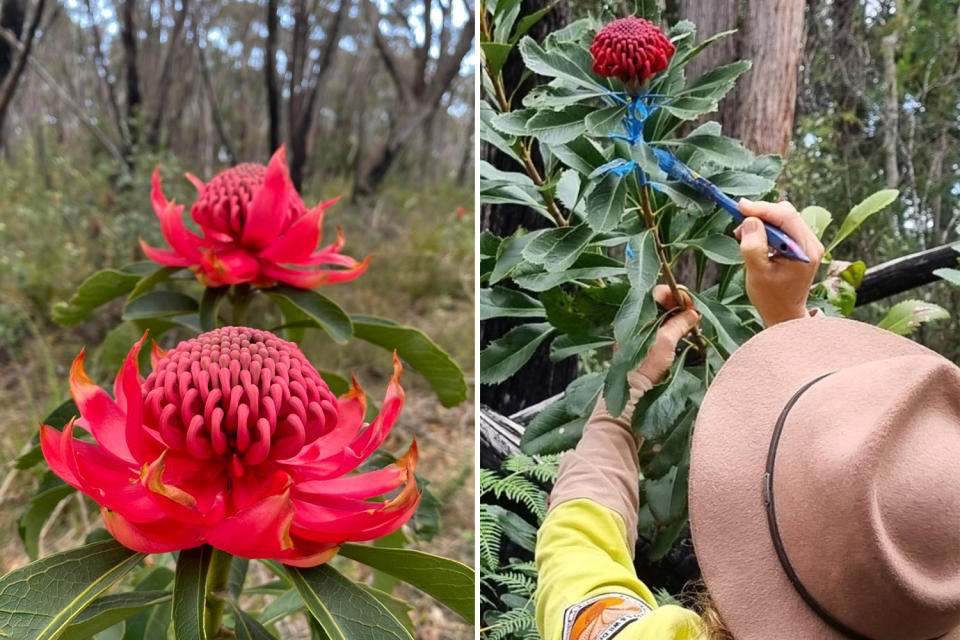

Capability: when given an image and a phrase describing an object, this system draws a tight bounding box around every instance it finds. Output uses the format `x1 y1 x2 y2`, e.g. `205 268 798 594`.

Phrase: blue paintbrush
651 147 810 263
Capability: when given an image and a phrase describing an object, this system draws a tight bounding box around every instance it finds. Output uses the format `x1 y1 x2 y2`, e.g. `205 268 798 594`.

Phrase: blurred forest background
481 0 960 416
0 0 475 636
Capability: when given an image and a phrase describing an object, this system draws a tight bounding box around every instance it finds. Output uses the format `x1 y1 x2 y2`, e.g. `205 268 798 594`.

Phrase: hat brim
689 316 960 640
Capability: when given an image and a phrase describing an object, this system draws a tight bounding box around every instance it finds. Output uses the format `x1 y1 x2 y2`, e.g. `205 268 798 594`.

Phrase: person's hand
735 199 824 327
636 285 701 384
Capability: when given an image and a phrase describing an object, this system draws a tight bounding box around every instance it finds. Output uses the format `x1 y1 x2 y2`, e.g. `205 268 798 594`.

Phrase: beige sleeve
547 369 653 554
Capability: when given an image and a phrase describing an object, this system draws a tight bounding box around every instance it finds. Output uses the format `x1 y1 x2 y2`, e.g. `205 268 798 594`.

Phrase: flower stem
637 183 707 353
230 284 253 326
203 548 233 639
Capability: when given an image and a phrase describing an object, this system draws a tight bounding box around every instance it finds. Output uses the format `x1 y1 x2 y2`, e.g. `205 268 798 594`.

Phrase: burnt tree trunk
0 0 43 148
856 244 960 307
265 0 280 154
120 0 140 159
286 0 348 191
480 0 577 416
0 0 25 83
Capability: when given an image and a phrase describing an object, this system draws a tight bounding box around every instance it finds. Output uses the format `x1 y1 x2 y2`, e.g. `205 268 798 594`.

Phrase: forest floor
0 159 475 638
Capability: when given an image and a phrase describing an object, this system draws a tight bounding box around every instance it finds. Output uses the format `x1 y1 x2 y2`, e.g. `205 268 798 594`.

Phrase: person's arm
535 287 702 640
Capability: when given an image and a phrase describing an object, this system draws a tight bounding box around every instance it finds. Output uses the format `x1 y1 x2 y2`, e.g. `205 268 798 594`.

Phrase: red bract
590 17 675 89
141 146 370 289
40 327 419 567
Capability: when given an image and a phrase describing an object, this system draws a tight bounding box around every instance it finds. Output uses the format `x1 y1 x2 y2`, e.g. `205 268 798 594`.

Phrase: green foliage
480 1 953 632
286 564 413 640
0 540 145 640
337 543 475 623
479 454 560 640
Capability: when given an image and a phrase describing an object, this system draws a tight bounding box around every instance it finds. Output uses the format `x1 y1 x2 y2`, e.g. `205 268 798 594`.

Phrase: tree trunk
355 0 474 195
286 0 348 191
0 0 43 148
677 0 805 158
480 0 577 416
146 0 189 147
881 12 902 189
197 41 236 164
0 0 25 83
120 0 140 155
265 0 280 154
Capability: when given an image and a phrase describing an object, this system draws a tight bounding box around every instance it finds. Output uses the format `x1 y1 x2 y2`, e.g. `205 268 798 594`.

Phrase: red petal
203 490 295 558
200 249 260 285
40 422 81 488
242 146 291 250
291 480 420 543
231 467 291 511
258 205 324 264
158 201 204 263
141 451 227 525
150 167 168 218
184 172 205 192
140 238 197 267
69 348 134 462
44 419 160 522
272 535 340 568
295 440 416 500
118 334 164 464
102 507 205 553
259 255 370 289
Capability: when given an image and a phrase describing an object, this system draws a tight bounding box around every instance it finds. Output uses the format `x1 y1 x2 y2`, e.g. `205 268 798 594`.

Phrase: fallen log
856 243 959 306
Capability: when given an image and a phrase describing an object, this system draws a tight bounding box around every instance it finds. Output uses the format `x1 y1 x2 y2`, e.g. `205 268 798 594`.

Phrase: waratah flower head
41 327 419 567
590 17 675 91
141 146 370 290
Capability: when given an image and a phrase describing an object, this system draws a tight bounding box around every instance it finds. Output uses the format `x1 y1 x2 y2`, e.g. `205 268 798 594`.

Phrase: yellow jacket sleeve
535 499 701 640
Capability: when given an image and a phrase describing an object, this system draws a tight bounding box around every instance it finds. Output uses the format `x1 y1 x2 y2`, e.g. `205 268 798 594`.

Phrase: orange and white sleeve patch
562 593 653 640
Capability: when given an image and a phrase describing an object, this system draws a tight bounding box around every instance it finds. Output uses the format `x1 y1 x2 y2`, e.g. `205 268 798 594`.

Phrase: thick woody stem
638 183 706 352
480 4 568 227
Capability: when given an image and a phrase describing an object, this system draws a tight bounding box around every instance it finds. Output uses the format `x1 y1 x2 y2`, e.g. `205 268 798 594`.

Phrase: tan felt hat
689 317 960 640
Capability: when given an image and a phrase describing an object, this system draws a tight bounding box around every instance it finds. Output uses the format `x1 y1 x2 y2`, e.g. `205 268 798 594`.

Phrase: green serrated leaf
480 322 555 384
266 285 352 344
52 269 142 326
877 300 949 336
522 223 595 271
526 105 593 144
286 565 412 640
172 545 213 640
585 173 626 232
351 316 467 407
123 291 199 320
59 592 171 640
827 189 900 253
337 544 474 623
585 105 627 137
0 540 145 640
681 235 743 265
231 602 278 640
478 287 545 321
799 205 832 239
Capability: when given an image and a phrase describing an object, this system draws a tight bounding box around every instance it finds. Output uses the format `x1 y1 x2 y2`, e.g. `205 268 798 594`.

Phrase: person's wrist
762 304 809 327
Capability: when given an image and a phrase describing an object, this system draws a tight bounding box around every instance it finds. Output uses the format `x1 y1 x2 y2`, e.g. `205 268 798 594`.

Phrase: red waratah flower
590 17 675 90
40 327 419 567
141 146 370 289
